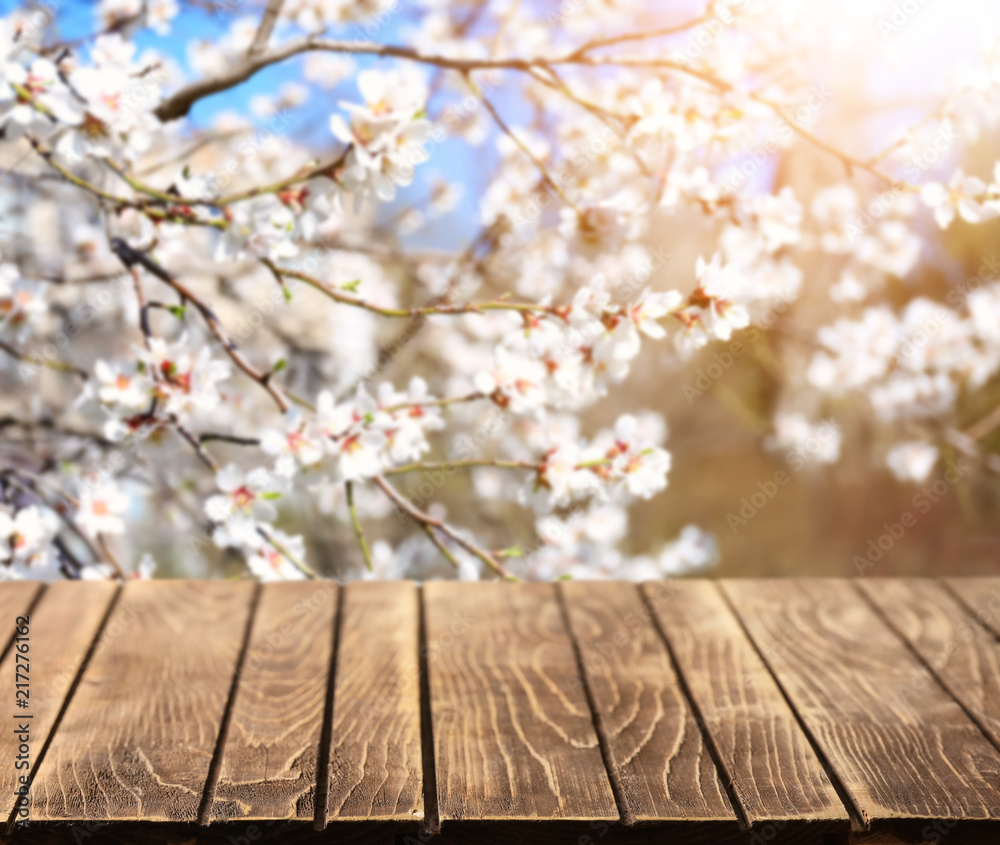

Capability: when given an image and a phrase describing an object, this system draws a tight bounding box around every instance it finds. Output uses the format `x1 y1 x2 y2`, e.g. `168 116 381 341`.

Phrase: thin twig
0 338 88 379
110 239 290 413
266 261 554 319
345 481 374 572
96 533 128 580
468 72 582 213
561 13 710 59
256 525 319 579
373 475 510 578
384 458 538 476
421 522 460 569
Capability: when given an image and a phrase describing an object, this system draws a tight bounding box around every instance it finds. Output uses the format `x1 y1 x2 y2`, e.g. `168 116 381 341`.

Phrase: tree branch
345 480 374 572
373 475 511 578
249 0 285 56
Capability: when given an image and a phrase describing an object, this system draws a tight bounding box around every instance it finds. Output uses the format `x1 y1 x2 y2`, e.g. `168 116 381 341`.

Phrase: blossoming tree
1 0 999 582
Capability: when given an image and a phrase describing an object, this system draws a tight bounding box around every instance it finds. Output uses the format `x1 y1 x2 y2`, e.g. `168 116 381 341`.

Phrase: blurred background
2 0 1000 580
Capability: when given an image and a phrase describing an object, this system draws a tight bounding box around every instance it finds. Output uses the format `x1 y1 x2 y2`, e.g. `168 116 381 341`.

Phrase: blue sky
1 0 501 245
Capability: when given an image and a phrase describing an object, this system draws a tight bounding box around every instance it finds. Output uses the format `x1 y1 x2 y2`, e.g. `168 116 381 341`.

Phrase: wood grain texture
943 578 1000 640
326 582 422 822
2 821 408 845
431 820 845 845
425 581 618 822
641 580 847 825
560 581 734 823
723 579 1000 824
858 579 1000 752
0 581 117 819
0 581 43 655
210 582 337 822
30 581 256 822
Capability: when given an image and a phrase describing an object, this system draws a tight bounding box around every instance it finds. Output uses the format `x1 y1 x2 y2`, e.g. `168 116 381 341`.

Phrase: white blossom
886 441 939 483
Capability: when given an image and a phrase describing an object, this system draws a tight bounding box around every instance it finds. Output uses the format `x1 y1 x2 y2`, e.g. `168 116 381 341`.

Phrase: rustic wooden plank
210 582 337 823
30 581 256 822
943 578 1000 640
424 581 618 822
0 581 117 821
559 581 734 823
0 581 43 656
641 580 847 825
326 581 422 822
8 820 409 844
432 819 844 845
723 579 1000 825
858 578 1000 752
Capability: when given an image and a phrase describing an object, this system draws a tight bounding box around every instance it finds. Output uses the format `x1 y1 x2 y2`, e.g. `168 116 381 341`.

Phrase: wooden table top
0 578 999 845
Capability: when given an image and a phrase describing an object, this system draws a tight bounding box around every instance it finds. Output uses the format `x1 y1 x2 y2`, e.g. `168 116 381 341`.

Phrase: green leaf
340 279 361 293
498 544 523 558
556 573 574 581
282 285 293 304
167 305 187 320
260 492 283 500
272 357 287 374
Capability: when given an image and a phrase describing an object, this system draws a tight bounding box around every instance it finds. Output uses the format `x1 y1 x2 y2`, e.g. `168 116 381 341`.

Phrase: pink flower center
232 486 255 509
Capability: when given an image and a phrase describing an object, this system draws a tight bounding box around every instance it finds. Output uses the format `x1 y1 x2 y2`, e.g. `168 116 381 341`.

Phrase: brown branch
964 405 1000 443
561 12 710 59
249 0 285 55
0 338 88 379
373 475 511 578
110 239 290 413
266 261 554 319
150 37 902 192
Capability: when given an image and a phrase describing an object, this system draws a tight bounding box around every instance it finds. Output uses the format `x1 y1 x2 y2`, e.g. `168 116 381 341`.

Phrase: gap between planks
416 580 441 837
197 582 264 825
855 579 1000 759
3 583 122 831
713 582 868 833
634 582 751 830
554 582 635 827
311 582 345 831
